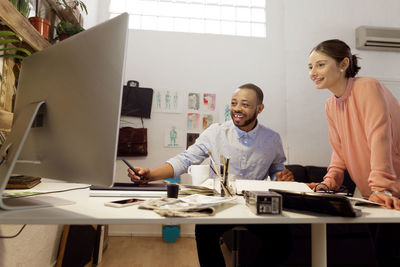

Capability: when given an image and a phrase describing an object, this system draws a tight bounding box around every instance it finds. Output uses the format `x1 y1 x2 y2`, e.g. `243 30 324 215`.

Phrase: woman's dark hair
311 39 361 78
239 83 264 104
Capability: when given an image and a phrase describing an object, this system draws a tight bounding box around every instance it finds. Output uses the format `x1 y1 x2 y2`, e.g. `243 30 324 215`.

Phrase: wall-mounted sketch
153 89 183 113
187 133 200 149
164 126 184 148
188 93 200 110
202 114 214 130
203 93 216 111
187 113 201 131
224 104 231 122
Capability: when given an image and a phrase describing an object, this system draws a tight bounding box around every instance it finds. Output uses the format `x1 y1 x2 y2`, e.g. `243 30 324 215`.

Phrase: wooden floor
98 236 201 267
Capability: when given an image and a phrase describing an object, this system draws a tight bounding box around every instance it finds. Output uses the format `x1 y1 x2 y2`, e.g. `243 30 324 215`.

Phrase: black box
244 190 282 215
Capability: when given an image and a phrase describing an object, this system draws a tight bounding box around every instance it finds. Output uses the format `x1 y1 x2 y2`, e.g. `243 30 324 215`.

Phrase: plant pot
28 17 51 40
58 33 71 41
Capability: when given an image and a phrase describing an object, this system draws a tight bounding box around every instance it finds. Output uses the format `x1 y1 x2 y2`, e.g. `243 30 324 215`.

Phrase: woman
308 39 400 208
308 39 400 266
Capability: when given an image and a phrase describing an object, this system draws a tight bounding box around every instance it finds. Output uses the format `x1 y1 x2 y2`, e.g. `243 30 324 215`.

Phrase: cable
0 224 27 239
2 185 90 199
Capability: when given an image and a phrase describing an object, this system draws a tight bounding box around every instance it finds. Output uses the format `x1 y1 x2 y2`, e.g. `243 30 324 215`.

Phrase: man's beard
231 109 258 129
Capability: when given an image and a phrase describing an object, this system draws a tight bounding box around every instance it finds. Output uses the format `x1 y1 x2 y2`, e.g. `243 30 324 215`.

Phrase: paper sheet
201 179 313 194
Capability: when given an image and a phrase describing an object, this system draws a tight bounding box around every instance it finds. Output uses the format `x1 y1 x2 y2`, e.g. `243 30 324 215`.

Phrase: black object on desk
167 183 179 198
270 189 362 217
90 183 167 191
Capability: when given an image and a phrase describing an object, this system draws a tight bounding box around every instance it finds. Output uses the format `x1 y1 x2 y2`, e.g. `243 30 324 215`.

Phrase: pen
208 151 222 177
122 159 144 181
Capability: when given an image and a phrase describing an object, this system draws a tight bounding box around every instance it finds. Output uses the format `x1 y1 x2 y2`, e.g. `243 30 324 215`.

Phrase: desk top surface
1 181 400 225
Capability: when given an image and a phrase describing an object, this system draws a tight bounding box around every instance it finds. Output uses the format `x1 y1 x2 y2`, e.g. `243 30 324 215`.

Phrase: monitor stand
0 101 50 210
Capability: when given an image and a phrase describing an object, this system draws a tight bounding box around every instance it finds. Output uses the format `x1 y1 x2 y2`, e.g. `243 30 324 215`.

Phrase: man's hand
369 192 400 210
275 169 294 181
128 167 151 184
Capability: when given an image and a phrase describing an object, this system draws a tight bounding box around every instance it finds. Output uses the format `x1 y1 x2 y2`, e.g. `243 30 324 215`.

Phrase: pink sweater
323 77 400 197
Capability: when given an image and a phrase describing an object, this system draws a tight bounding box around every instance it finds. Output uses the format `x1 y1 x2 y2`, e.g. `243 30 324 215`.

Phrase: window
109 0 266 38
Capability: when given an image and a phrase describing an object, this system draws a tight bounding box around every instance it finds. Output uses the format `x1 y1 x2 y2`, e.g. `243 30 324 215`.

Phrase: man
129 83 294 266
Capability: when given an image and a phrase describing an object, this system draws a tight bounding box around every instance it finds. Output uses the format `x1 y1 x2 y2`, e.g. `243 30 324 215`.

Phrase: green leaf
0 54 25 60
0 47 31 56
0 31 16 38
0 39 19 45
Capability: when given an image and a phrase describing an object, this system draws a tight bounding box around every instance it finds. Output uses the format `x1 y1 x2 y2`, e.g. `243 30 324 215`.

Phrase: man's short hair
238 83 264 104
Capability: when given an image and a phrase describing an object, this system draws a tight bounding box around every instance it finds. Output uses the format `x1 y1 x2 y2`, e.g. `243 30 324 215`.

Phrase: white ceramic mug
188 165 209 185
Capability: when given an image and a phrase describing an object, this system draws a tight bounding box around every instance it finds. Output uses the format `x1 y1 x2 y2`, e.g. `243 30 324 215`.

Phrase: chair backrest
285 164 356 195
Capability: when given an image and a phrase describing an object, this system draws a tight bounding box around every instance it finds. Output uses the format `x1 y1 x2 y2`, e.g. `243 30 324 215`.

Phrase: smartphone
104 198 144 208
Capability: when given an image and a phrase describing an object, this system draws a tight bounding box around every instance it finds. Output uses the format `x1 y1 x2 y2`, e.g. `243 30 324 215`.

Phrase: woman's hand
275 169 295 181
369 192 400 210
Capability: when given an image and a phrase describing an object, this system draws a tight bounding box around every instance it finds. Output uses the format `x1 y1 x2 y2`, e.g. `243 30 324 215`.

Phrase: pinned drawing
187 113 201 131
202 114 214 130
224 104 231 121
153 89 183 113
188 93 200 110
203 93 216 111
165 126 184 148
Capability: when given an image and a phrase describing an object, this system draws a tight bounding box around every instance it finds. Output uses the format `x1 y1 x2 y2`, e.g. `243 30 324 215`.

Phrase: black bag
121 80 153 118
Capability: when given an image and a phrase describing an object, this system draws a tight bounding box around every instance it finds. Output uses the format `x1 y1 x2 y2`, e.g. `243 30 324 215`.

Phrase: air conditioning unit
356 26 400 52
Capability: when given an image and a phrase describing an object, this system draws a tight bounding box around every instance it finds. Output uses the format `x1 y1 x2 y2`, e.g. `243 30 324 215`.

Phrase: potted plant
28 0 51 40
55 21 84 41
0 30 31 82
56 0 87 15
55 0 87 41
9 0 31 18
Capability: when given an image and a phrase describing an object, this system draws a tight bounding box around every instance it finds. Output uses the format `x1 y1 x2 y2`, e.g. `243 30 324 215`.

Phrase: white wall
283 0 400 166
83 0 400 236
99 0 400 179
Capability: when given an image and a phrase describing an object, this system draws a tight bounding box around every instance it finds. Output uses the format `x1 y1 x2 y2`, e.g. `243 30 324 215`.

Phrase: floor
97 236 201 267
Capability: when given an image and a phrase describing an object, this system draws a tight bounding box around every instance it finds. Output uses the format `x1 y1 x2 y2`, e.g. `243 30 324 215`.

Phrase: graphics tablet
270 189 362 217
90 182 167 191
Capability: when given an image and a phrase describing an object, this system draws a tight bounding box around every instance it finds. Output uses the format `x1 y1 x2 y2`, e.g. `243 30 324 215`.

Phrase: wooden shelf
0 0 83 130
0 0 51 51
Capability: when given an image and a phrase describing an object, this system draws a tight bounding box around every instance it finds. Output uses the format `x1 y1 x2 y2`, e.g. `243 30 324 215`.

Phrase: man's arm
128 163 174 183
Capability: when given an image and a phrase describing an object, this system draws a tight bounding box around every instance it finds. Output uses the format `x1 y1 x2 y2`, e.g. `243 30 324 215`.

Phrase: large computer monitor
0 13 129 210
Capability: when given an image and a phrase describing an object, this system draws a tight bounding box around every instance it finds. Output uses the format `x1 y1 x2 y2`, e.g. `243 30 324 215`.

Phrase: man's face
230 88 263 132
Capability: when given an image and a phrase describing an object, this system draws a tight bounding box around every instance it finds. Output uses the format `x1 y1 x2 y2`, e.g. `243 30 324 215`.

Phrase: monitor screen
0 13 129 209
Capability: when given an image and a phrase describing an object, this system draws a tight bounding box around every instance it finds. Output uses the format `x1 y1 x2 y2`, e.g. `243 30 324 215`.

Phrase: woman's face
308 50 344 90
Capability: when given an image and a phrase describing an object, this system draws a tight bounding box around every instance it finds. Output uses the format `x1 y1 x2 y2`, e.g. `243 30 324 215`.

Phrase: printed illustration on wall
202 114 214 130
203 93 216 111
164 126 184 148
188 93 200 110
224 104 231 122
187 113 201 132
153 89 183 113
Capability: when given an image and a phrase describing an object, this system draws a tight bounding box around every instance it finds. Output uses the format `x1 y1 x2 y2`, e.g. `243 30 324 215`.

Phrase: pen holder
220 174 237 197
167 183 179 198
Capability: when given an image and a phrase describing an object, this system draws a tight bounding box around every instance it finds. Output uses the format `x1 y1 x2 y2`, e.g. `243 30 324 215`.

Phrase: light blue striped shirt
167 120 286 180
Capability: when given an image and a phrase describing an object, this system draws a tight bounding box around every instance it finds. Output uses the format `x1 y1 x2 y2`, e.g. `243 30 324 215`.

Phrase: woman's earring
340 69 344 72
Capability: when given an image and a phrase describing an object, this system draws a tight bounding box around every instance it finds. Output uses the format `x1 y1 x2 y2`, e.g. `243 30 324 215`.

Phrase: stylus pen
122 159 144 181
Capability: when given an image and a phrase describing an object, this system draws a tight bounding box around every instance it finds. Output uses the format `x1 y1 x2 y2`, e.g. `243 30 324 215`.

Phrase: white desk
2 182 400 267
